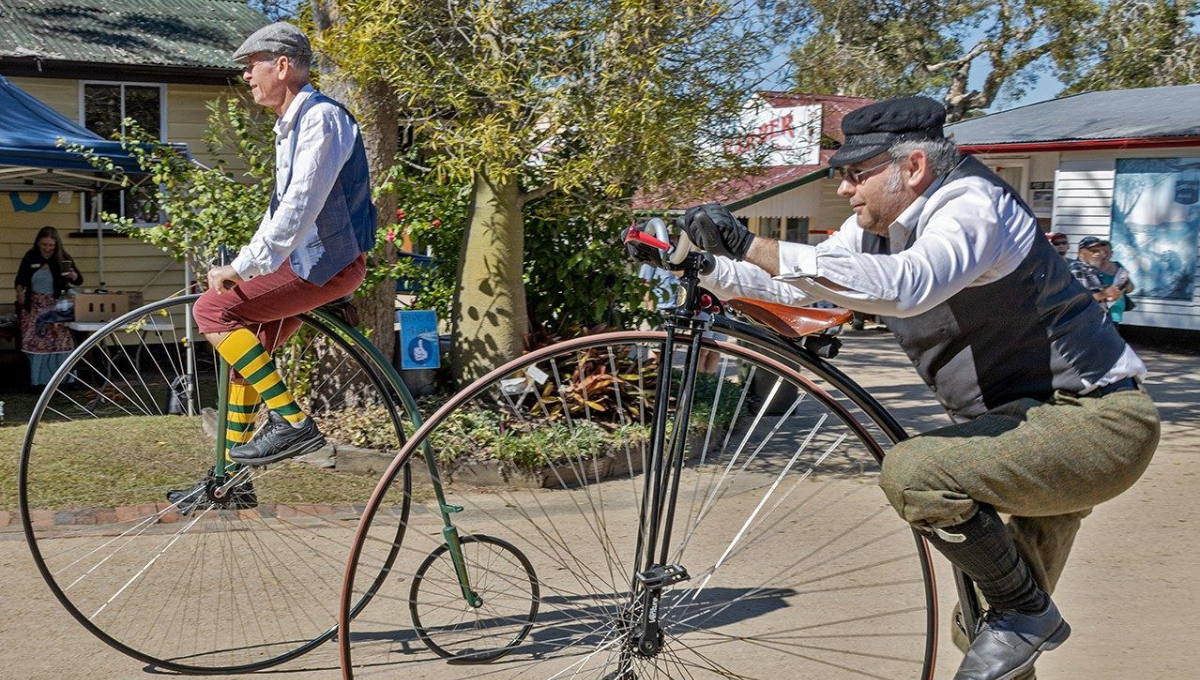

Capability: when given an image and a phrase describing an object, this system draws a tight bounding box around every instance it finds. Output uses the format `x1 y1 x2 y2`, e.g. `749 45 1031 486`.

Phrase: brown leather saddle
726 298 853 339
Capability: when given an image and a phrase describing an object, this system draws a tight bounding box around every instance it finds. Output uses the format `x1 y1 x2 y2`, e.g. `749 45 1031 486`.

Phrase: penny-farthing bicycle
19 292 425 673
336 220 959 679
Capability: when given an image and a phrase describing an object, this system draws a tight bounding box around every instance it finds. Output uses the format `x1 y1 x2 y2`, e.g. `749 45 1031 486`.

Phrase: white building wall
732 181 822 219
731 178 853 244
971 152 1061 222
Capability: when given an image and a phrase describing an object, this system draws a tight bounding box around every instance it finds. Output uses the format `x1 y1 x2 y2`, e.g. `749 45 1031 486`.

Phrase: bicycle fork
613 308 709 674
424 438 484 608
210 360 253 499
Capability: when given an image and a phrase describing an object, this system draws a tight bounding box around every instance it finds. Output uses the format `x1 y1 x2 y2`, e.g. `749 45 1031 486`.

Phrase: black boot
926 506 1070 680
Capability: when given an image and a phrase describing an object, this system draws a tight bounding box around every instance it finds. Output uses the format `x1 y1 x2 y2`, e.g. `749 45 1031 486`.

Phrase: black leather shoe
166 468 257 516
954 600 1070 680
228 411 325 466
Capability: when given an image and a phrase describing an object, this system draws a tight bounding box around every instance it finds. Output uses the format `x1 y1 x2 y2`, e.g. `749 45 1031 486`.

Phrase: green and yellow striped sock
224 381 260 463
217 328 307 426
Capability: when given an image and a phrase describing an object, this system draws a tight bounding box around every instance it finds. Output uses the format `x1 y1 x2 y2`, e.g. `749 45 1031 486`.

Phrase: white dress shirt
700 174 1146 389
232 85 358 279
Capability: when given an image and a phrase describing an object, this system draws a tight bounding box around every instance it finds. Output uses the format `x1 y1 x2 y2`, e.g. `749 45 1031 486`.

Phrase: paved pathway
1 328 1196 679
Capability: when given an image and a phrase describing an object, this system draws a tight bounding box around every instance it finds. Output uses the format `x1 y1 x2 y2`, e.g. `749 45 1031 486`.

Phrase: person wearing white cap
170 22 380 511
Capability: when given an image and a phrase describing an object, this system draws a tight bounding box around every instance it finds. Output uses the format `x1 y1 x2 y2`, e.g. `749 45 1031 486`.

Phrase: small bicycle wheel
341 331 936 679
409 534 538 662
19 294 415 674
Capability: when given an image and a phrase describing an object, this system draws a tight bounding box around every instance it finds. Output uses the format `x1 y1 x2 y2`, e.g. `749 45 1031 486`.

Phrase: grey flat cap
232 22 312 62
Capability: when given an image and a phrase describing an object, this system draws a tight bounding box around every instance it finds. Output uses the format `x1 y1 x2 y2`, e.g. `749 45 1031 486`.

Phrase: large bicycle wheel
341 331 937 679
19 294 415 674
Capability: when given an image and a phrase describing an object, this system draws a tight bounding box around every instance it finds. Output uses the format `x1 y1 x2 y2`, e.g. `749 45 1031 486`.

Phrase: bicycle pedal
636 564 690 589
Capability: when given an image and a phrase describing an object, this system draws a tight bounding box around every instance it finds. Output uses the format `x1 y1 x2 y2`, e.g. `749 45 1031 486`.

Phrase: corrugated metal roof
633 154 834 212
0 0 268 70
947 85 1200 146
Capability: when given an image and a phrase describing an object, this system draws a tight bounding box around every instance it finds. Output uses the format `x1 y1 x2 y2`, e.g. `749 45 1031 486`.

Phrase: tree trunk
311 1 398 363
451 172 527 385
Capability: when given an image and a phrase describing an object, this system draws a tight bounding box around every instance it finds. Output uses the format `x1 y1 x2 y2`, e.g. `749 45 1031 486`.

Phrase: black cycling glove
680 203 754 260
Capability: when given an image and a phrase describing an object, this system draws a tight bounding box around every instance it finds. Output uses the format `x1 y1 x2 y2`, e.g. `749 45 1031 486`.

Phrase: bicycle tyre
409 533 539 662
19 294 415 674
340 330 937 679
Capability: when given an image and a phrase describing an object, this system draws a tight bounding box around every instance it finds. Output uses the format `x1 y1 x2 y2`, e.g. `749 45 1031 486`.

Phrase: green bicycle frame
208 309 481 607
213 359 232 478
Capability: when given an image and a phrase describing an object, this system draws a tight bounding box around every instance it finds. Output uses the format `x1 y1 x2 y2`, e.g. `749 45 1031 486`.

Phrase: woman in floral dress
14 226 81 386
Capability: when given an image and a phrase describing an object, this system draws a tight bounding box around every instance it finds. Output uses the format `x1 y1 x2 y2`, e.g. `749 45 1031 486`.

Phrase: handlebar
623 217 697 267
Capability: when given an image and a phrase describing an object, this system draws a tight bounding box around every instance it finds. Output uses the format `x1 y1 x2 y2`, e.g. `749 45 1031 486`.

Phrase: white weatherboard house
0 0 266 304
723 93 873 244
948 85 1200 331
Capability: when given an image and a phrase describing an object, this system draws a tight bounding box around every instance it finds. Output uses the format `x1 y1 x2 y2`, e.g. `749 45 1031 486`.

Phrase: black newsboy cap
829 96 947 168
1078 236 1110 249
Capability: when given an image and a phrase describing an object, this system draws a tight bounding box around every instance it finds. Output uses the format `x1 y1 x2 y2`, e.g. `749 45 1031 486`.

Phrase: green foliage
368 151 472 319
787 1 966 99
318 0 780 372
524 195 659 336
432 409 652 470
327 0 775 194
64 97 274 276
1058 0 1200 94
690 371 743 434
783 0 1101 119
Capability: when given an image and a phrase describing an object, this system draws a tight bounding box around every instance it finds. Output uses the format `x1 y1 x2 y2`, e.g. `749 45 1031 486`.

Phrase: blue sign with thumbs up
398 310 440 370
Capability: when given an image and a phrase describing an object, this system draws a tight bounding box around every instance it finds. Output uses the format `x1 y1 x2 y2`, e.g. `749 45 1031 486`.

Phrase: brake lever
624 225 670 251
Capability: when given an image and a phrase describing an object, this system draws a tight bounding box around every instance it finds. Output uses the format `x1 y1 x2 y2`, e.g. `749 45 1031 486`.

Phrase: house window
786 216 810 243
80 82 166 229
758 217 782 239
985 158 1031 204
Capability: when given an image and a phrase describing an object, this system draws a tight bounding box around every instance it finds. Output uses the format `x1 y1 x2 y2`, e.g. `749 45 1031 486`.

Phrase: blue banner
1111 158 1199 301
398 310 440 370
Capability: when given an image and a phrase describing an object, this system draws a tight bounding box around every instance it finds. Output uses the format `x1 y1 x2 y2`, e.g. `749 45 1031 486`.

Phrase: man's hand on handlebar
624 219 717 276
207 264 244 294
680 203 754 261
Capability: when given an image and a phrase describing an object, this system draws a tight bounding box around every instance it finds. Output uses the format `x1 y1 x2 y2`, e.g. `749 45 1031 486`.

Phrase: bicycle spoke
21 295 415 673
342 333 934 679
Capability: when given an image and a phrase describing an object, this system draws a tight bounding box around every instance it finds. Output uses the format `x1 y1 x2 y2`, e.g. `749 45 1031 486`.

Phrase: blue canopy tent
0 74 186 284
0 74 148 190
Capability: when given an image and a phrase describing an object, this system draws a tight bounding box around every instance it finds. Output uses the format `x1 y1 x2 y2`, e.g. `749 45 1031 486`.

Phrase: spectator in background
1078 236 1135 325
1068 237 1107 307
14 226 80 387
1047 232 1069 259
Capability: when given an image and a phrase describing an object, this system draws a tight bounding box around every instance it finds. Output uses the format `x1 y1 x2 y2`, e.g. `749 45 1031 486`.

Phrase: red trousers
193 255 365 353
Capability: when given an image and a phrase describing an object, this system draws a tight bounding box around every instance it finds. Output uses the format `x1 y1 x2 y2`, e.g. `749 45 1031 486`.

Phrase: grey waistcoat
269 92 376 286
863 156 1127 421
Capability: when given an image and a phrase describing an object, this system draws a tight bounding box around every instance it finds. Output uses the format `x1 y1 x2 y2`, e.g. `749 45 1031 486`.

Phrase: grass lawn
0 414 413 512
0 388 38 427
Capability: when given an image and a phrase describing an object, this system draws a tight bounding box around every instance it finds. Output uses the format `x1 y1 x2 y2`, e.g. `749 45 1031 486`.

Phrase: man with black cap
1071 236 1127 309
170 22 378 511
669 96 1160 680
